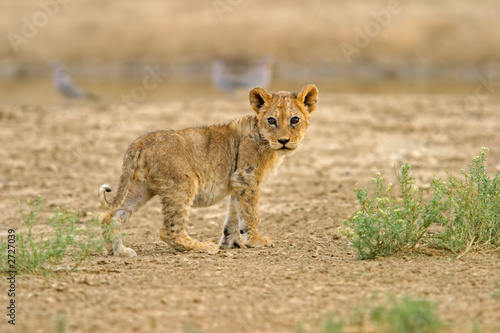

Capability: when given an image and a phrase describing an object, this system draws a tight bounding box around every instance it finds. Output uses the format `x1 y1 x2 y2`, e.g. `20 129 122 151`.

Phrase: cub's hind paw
159 228 218 253
245 235 273 248
195 241 219 254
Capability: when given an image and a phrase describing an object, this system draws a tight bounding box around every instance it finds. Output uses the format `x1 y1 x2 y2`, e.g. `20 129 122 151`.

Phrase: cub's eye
267 118 277 126
290 117 300 125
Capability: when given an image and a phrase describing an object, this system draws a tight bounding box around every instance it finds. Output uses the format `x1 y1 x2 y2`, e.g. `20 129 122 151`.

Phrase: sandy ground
1 90 500 332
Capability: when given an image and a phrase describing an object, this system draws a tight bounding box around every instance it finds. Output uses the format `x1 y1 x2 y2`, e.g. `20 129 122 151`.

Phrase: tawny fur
99 85 318 257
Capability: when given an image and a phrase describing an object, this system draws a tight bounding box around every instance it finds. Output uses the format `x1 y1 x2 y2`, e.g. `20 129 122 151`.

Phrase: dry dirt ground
1 91 500 332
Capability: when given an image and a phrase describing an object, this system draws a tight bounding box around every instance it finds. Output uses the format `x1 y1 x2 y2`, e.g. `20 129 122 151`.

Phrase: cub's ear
249 87 272 113
297 84 318 113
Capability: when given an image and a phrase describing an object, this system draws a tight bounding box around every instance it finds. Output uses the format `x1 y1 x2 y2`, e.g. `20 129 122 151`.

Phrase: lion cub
99 84 318 257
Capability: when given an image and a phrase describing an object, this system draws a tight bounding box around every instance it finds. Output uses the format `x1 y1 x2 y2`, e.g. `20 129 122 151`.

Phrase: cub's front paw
244 235 273 248
219 233 246 249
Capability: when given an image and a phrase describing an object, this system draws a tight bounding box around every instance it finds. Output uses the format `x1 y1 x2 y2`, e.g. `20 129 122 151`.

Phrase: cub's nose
278 138 290 145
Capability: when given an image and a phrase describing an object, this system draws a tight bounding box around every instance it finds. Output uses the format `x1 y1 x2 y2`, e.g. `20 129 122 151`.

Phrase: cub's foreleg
219 195 245 249
230 171 273 248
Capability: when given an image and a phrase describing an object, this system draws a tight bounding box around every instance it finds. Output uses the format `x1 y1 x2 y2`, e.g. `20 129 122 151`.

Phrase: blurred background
1 0 500 104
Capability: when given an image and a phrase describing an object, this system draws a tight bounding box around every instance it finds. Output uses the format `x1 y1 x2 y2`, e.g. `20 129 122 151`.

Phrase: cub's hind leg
158 191 218 253
100 181 153 257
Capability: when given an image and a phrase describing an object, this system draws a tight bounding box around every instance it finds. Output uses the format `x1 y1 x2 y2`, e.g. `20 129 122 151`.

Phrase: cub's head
249 84 318 155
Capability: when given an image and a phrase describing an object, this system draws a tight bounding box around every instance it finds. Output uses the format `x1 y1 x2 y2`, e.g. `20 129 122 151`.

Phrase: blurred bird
50 60 99 102
211 55 273 94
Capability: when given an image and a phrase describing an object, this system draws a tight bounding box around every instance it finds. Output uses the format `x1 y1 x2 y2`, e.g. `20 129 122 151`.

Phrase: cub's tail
98 149 140 211
99 184 115 209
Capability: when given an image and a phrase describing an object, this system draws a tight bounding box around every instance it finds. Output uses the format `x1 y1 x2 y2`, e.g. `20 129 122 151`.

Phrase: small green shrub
183 322 204 333
342 164 447 259
371 295 444 333
0 222 7 267
295 311 344 333
431 148 500 256
0 196 104 274
343 148 500 259
319 312 344 333
297 294 446 333
55 311 69 333
493 279 500 300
